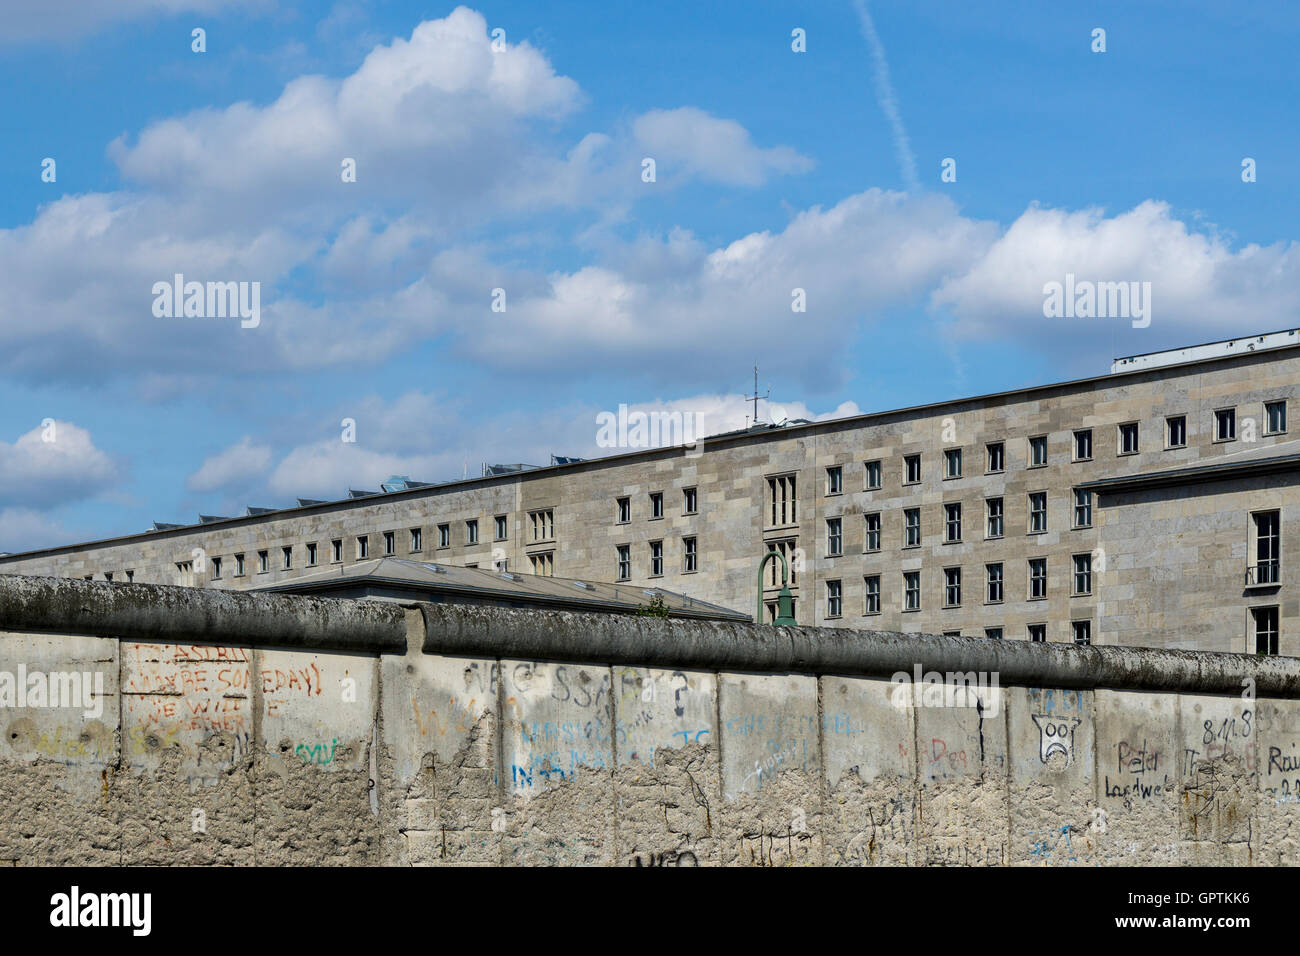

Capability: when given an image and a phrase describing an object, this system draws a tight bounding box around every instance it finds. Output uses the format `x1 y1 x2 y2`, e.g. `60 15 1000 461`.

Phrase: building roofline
5 335 1300 561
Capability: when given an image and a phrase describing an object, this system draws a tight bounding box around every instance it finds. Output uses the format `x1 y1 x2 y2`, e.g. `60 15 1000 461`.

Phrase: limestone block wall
1 574 1299 866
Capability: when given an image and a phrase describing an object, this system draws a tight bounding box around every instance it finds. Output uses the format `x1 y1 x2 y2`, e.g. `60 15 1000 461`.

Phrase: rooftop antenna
745 363 771 428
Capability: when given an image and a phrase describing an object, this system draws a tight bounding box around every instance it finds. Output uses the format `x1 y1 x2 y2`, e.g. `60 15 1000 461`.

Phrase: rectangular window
1215 408 1236 442
331 539 342 563
258 550 269 573
211 557 222 580
617 497 631 523
1073 553 1092 595
357 537 368 559
944 567 962 607
827 580 842 618
1074 489 1093 528
650 540 664 576
827 517 843 556
126 570 134 583
1029 435 1048 467
1167 415 1187 448
529 552 554 576
529 509 554 541
864 460 882 490
766 540 799 585
1119 422 1140 455
1072 620 1092 646
986 562 1003 603
466 520 478 545
1073 429 1093 461
864 513 881 552
986 497 1004 538
1029 557 1047 599
383 531 395 555
104 572 113 583
986 441 1004 473
282 546 292 570
1267 400 1288 435
409 528 422 552
985 627 1003 640
1029 623 1047 643
904 571 921 611
1251 510 1280 585
617 545 631 581
767 474 798 525
650 492 664 519
684 536 697 573
494 556 508 573
438 524 450 549
944 502 962 542
944 448 963 479
904 508 921 548
904 454 922 485
864 575 881 615
1029 492 1048 533
684 487 698 514
1253 605 1280 656
307 542 318 566
826 466 843 495
495 515 508 540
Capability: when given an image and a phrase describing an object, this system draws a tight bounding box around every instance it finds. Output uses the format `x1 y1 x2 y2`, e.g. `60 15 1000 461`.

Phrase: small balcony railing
1246 561 1280 586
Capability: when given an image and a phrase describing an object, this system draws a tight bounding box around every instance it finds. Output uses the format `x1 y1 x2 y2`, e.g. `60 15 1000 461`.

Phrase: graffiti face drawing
1032 714 1082 766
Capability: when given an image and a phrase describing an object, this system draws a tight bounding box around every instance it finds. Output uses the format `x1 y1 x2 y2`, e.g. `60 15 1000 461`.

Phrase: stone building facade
3 333 1299 654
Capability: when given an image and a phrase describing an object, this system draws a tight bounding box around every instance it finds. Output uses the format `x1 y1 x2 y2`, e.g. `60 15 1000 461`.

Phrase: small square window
863 575 881 615
1029 623 1047 643
1028 491 1048 533
1166 415 1187 448
826 517 843 557
904 454 922 485
1266 401 1288 435
1029 435 1048 467
986 441 1005 473
1215 408 1236 442
864 513 881 552
1072 620 1092 646
826 579 842 618
944 448 963 479
1119 422 1140 455
985 627 1003 640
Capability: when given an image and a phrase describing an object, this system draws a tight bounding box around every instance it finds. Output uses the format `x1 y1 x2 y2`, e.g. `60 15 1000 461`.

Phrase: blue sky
2 0 1299 551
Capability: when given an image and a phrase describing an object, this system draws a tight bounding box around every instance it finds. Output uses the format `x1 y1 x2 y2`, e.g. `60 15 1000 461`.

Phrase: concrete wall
2 347 1299 649
2 574 1300 866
